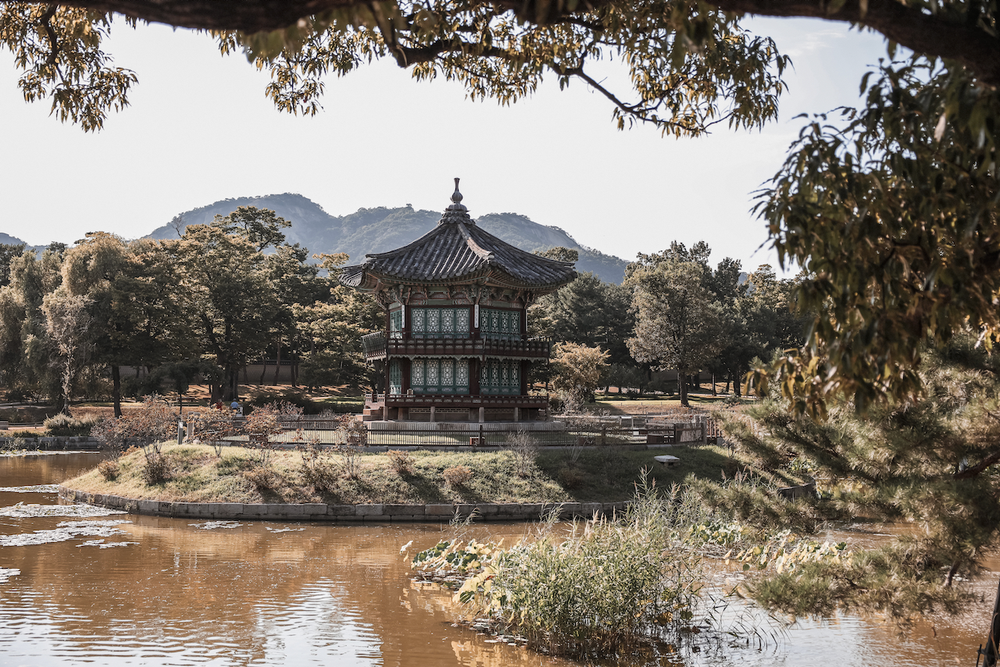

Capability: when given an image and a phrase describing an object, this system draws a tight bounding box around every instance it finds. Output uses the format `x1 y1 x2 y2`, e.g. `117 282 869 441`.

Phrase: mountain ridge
2 194 633 284
146 193 631 283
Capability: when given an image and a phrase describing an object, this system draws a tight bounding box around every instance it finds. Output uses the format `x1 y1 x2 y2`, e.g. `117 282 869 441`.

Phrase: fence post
479 424 484 448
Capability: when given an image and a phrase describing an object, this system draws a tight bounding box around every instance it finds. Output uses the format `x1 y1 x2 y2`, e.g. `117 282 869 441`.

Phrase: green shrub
43 413 99 436
557 465 584 489
246 391 328 415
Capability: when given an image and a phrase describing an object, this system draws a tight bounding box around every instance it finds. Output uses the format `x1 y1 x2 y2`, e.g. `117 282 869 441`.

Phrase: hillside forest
0 205 804 415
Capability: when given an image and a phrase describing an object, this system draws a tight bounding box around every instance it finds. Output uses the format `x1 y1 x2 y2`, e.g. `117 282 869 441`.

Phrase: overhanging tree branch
13 0 1000 86
701 0 1000 86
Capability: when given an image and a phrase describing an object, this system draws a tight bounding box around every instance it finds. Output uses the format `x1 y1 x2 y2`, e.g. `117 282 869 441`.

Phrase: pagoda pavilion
340 179 577 423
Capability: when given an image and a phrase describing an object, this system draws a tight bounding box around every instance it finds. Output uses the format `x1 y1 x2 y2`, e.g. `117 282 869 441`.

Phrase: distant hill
146 193 631 284
0 233 27 247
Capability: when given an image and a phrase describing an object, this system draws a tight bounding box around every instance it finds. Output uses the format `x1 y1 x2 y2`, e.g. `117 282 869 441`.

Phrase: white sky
0 16 887 272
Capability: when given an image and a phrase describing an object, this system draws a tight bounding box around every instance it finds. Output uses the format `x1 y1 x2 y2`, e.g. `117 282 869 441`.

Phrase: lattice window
480 359 522 395
427 308 441 336
409 308 471 338
409 358 469 394
412 360 424 389
427 360 439 388
481 308 521 341
389 359 402 395
389 310 403 339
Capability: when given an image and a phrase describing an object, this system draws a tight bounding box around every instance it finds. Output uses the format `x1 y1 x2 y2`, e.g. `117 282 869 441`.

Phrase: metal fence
184 408 744 449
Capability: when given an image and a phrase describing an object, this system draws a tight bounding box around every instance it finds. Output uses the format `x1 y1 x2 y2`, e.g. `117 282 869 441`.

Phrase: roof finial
443 177 469 219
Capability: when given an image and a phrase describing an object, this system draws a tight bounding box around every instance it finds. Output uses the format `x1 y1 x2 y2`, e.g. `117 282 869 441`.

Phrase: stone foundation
58 487 627 523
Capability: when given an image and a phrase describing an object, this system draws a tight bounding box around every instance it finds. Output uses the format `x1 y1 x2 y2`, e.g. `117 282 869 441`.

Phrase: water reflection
0 453 991 666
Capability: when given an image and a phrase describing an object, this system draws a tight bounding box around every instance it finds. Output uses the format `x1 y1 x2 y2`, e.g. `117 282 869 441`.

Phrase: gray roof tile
339 193 576 291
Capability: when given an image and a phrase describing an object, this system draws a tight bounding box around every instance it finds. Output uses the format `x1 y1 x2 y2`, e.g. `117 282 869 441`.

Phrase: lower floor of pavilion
363 391 548 423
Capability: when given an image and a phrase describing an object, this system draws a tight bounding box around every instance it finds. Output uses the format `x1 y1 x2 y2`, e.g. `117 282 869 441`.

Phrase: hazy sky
0 16 887 272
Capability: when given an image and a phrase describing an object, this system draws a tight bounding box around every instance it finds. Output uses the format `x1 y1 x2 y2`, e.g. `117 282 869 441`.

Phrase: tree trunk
273 340 282 386
734 370 742 397
679 372 689 407
112 365 122 418
982 576 1000 666
259 357 267 384
712 371 717 396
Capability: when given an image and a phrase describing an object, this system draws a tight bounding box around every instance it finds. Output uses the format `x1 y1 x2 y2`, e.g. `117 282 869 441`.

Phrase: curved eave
338 265 379 291
345 265 576 294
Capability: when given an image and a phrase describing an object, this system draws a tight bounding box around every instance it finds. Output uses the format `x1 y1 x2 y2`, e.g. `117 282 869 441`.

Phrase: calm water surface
0 453 992 666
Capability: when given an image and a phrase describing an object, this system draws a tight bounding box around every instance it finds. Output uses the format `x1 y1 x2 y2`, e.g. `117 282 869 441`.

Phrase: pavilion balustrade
360 332 550 361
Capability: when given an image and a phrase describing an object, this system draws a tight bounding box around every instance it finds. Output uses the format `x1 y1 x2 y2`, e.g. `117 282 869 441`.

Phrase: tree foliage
626 246 724 406
62 233 193 415
714 335 1000 622
2 0 788 136
0 207 375 405
551 341 610 407
295 252 382 389
0 4 137 131
757 58 1000 417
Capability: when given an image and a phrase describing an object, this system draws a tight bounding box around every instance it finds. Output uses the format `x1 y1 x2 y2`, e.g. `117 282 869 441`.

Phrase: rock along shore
57 487 628 523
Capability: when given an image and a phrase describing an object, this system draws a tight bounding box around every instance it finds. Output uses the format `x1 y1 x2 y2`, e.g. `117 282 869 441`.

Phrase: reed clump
414 479 704 659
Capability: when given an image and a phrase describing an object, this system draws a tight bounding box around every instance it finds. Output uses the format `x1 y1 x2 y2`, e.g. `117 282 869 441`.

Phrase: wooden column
470 358 480 396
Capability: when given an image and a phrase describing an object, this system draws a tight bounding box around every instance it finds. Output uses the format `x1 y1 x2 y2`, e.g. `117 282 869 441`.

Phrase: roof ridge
363 221 449 262
455 219 494 262
466 224 575 269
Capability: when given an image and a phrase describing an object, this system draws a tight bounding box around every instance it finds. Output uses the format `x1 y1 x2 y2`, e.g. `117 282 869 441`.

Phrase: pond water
0 453 993 666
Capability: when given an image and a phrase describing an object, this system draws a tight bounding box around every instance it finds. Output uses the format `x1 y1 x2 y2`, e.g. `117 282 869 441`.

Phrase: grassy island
60 443 803 506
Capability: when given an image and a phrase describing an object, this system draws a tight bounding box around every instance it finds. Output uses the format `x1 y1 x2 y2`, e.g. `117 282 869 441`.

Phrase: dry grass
60 443 780 506
63 445 568 505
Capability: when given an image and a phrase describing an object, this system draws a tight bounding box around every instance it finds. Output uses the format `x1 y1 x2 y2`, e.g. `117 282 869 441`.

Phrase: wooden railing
365 392 549 409
360 333 550 360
